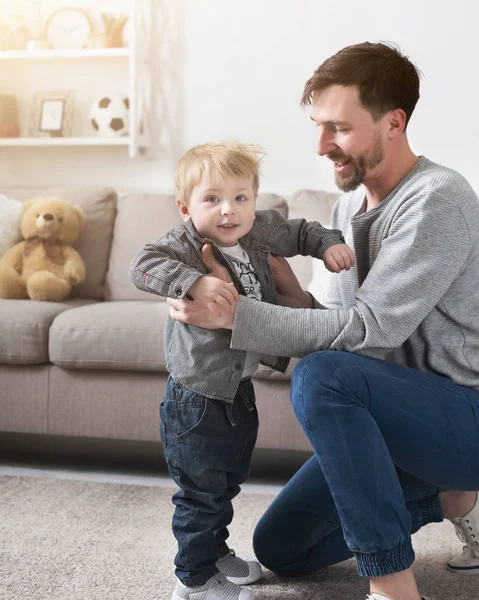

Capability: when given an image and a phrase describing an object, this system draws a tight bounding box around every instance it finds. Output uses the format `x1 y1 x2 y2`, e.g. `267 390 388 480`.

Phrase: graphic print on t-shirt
219 243 262 377
230 257 262 301
218 242 263 301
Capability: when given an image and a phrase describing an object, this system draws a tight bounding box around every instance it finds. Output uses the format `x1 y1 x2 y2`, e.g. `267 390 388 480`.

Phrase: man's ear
386 108 407 138
176 199 190 222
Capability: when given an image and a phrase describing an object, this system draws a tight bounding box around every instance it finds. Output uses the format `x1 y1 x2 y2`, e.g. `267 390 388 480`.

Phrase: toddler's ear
176 199 190 222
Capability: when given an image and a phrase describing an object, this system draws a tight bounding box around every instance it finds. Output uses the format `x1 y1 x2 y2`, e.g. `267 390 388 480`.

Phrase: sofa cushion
255 193 288 217
0 194 22 259
104 192 289 302
49 301 168 371
0 298 96 364
104 194 182 301
253 357 300 381
1 186 117 300
290 189 339 225
286 189 339 289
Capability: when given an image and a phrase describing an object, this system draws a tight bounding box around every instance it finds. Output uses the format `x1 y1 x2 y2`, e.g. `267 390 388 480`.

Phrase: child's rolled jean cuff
354 539 415 577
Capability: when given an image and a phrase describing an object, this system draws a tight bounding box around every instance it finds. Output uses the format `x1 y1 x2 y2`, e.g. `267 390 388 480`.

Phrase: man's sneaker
367 595 431 600
172 573 254 600
447 492 479 575
216 549 262 585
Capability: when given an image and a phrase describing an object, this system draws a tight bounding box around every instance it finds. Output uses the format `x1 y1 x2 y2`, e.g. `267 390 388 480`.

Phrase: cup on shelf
26 40 48 51
86 33 107 49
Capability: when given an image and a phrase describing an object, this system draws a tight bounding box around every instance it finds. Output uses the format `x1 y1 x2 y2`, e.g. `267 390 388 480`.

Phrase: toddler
129 141 354 600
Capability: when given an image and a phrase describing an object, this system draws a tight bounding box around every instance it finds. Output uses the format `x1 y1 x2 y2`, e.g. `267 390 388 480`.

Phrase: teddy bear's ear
72 205 86 230
21 198 39 216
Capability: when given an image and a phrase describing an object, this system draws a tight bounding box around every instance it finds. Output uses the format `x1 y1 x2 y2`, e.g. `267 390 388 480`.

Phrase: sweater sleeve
128 228 204 300
231 193 471 358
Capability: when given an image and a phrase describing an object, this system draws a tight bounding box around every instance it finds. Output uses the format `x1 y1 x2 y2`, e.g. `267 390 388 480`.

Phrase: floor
0 448 308 495
0 462 283 494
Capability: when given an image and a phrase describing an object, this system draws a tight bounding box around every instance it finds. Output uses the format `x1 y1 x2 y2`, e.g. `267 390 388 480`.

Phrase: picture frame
29 90 75 137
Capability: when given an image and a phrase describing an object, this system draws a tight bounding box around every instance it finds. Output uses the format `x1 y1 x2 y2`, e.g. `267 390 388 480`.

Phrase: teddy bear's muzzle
36 213 58 234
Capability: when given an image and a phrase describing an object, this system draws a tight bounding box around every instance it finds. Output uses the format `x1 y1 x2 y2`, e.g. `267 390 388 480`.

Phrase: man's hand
200 244 232 284
168 294 235 329
323 243 355 273
167 244 238 328
269 255 313 308
188 276 238 317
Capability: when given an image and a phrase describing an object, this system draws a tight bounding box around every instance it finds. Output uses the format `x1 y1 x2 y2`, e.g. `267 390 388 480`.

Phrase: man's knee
253 520 307 576
291 351 365 418
252 520 270 569
292 350 344 383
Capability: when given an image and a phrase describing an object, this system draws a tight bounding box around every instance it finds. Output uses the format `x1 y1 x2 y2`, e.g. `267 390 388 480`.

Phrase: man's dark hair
301 42 422 129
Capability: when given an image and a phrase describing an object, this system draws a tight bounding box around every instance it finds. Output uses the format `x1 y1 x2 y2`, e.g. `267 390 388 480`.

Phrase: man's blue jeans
160 376 258 587
253 351 479 578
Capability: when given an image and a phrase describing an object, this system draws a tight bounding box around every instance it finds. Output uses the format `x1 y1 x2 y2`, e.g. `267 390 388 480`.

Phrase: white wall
1 0 478 196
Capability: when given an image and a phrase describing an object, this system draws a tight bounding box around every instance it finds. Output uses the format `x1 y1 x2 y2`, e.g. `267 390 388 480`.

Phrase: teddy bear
0 196 86 302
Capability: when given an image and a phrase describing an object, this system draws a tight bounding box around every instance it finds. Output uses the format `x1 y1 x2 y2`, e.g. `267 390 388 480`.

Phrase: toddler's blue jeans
160 376 258 586
253 351 479 578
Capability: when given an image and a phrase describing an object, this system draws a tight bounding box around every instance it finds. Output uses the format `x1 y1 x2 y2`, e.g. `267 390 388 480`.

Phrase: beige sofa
0 185 339 461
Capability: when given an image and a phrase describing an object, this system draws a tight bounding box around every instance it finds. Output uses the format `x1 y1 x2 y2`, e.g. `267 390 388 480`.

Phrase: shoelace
454 517 479 549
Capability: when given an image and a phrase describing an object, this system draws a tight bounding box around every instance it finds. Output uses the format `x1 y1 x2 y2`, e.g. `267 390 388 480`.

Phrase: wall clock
44 7 93 50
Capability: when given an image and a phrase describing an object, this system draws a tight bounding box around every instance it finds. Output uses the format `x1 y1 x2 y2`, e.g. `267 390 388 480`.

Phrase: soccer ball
89 93 130 137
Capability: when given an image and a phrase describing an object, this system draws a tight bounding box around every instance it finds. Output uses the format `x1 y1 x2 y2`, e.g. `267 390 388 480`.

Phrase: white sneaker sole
447 563 479 575
225 574 261 585
171 582 256 599
172 590 255 600
224 562 262 585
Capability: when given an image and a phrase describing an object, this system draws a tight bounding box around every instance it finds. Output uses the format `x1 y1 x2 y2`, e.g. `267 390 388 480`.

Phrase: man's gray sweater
231 157 479 392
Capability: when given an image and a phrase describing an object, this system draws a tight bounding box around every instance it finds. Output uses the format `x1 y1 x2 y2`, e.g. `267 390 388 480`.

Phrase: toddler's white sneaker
171 573 254 600
216 549 262 585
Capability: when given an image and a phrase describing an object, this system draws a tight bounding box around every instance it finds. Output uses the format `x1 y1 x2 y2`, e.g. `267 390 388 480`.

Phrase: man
167 42 479 600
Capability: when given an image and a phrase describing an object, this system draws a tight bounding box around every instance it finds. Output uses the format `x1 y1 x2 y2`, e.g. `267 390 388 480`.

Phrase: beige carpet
0 476 474 600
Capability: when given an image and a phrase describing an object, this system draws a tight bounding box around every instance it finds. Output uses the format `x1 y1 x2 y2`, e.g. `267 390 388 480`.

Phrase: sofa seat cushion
49 301 169 371
0 299 96 364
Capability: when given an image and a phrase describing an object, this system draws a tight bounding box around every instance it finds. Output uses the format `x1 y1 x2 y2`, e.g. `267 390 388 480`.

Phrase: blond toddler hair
174 141 265 205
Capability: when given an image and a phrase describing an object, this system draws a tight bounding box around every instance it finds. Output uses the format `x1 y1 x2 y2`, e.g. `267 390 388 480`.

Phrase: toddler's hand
323 244 355 273
187 276 238 318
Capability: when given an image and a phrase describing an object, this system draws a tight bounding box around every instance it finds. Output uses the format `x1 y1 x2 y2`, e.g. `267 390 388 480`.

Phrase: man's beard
330 133 384 192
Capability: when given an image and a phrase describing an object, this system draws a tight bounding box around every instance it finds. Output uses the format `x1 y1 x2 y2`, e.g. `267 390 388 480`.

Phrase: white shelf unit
0 136 146 146
0 0 151 159
0 48 131 60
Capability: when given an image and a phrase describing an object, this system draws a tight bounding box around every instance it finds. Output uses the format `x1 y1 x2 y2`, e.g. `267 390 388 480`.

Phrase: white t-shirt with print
219 243 262 378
